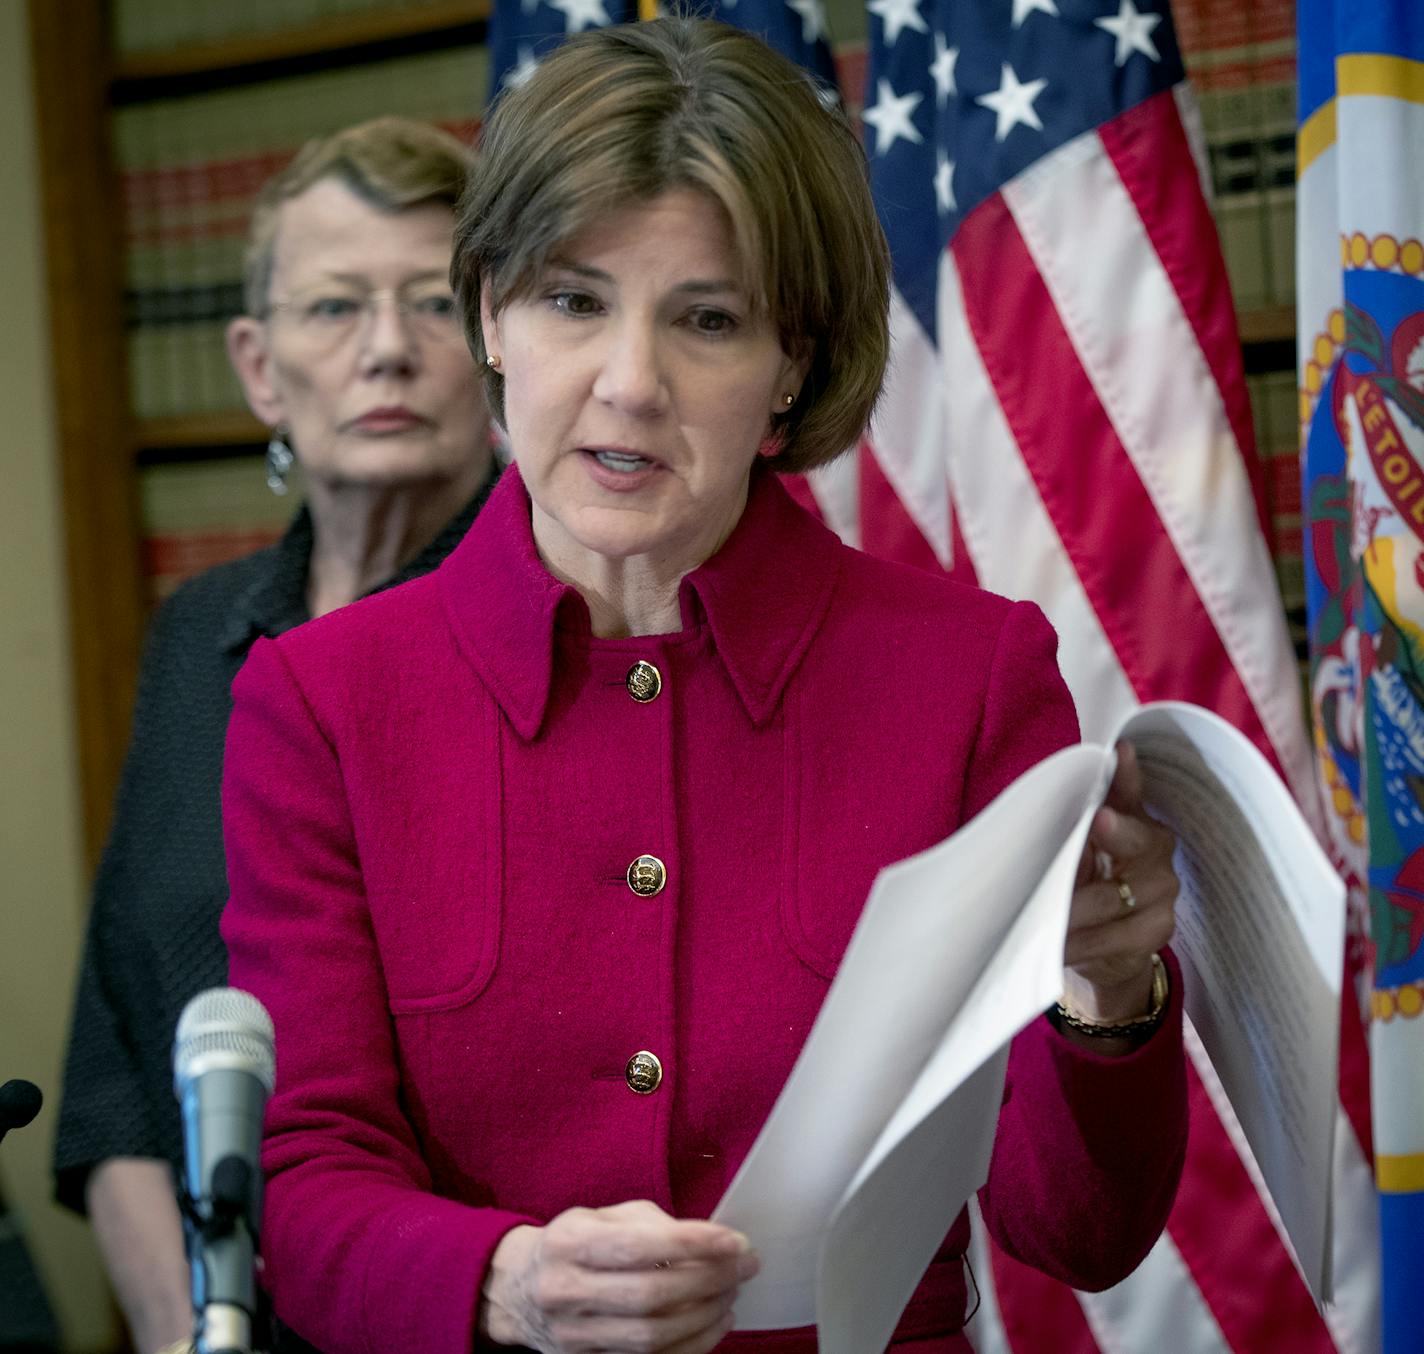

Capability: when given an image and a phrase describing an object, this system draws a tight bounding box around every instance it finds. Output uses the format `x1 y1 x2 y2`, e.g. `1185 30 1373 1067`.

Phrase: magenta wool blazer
221 465 1187 1354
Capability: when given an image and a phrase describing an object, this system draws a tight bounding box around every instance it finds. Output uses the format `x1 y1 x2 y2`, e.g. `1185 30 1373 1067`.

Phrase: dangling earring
265 428 294 495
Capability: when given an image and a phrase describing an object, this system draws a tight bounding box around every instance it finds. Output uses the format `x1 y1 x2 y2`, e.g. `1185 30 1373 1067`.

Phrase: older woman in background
54 116 497 1353
223 22 1187 1354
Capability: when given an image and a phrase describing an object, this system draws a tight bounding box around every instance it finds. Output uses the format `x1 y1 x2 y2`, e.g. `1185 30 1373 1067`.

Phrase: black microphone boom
173 988 275 1354
0 1080 43 1145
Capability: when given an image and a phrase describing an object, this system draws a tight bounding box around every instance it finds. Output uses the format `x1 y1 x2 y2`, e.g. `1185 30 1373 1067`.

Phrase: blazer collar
437 462 844 740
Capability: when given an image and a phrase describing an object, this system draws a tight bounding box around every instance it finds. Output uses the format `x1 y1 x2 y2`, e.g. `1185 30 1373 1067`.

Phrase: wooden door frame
28 0 146 870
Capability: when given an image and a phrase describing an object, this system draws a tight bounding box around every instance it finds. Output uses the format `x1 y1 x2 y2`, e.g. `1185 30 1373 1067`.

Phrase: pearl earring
487 354 502 370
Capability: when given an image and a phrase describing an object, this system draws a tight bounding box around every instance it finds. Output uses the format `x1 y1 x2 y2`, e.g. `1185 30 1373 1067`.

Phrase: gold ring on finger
1116 878 1137 912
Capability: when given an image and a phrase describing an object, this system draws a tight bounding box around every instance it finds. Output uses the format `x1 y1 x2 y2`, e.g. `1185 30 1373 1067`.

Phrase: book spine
116 104 157 422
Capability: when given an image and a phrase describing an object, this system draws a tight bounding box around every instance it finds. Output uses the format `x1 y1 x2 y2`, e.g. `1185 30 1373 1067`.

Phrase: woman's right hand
478 1200 758 1352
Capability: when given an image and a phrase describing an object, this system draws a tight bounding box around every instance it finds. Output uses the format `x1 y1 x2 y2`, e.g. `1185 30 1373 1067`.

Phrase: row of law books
140 457 290 604
1175 0 1299 314
112 0 464 57
118 43 486 424
1248 370 1308 659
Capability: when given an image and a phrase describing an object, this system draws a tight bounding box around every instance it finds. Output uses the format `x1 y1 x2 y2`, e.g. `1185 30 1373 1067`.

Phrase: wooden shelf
139 410 267 449
1238 305 1296 346
114 0 491 83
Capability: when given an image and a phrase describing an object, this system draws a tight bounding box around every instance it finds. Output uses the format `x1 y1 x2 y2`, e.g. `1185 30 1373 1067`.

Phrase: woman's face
482 189 807 577
228 177 487 492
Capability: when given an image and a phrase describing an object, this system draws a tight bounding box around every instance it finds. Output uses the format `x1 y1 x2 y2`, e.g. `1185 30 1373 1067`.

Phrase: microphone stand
179 1155 262 1354
0 1080 61 1350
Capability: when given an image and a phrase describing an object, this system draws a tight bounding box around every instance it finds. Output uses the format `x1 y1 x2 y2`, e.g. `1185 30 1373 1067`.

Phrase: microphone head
0 1079 43 1132
173 987 275 1098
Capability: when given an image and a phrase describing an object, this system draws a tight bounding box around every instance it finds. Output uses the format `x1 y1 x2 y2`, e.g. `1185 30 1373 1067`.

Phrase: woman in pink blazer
222 19 1187 1354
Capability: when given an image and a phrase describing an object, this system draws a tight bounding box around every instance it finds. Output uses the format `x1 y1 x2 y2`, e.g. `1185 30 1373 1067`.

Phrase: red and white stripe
801 85 1380 1354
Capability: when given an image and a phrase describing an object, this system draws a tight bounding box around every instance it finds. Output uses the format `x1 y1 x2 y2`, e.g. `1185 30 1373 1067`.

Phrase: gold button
626 660 662 703
626 1050 663 1094
626 854 666 897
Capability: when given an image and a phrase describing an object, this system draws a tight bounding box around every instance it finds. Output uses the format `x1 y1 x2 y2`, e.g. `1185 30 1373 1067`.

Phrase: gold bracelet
1055 953 1169 1038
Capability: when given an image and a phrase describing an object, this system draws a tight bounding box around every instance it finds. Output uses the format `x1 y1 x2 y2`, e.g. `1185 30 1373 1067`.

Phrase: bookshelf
138 410 269 451
29 0 494 864
31 0 1304 867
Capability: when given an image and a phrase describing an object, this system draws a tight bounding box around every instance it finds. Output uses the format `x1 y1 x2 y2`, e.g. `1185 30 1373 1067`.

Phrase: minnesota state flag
1299 5 1424 1349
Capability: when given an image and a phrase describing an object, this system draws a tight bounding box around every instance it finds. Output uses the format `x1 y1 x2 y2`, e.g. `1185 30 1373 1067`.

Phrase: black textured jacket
54 470 499 1212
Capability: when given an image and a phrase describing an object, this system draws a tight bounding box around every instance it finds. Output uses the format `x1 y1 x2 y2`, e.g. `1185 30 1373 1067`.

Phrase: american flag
487 2 1381 1350
489 0 837 94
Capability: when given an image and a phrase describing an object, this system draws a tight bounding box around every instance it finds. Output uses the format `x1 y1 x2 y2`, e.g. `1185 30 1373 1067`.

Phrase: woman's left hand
1061 741 1178 1029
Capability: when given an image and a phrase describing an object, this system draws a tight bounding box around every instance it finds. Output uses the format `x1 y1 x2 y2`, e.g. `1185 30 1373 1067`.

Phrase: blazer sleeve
983 956 1187 1289
961 602 1188 1288
221 637 532 1354
956 600 1082 818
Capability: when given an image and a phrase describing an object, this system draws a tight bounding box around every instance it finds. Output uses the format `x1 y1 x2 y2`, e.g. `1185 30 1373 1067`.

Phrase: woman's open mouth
592 449 655 473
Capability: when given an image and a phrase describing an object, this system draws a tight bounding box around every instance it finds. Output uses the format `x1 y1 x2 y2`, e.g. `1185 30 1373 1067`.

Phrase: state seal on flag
1335 275 1424 988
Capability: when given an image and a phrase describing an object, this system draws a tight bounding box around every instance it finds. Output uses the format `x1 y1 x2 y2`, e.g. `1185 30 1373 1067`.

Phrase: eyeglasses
262 282 464 351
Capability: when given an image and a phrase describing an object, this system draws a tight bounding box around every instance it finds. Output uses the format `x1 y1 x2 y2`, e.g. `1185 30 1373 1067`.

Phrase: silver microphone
173 988 275 1354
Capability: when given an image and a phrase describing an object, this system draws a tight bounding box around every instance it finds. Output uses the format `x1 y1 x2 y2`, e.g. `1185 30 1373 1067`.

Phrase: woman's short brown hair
452 17 890 474
244 115 475 315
